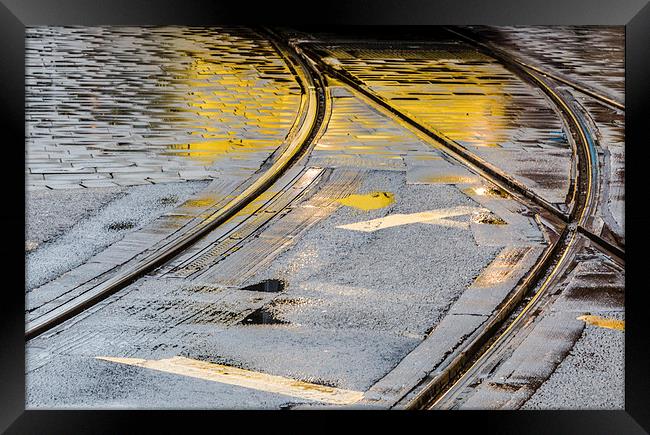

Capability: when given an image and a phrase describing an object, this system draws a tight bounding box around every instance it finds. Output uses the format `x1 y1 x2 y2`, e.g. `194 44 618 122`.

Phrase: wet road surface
25 26 624 410
26 26 301 189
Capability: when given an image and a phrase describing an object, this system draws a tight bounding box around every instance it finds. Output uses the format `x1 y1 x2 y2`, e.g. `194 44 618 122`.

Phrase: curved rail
448 28 624 112
413 30 602 410
25 33 326 341
297 43 570 225
290 36 604 410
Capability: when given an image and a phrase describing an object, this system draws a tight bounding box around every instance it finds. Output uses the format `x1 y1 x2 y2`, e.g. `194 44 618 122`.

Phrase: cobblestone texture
26 26 301 190
317 41 573 204
469 26 624 102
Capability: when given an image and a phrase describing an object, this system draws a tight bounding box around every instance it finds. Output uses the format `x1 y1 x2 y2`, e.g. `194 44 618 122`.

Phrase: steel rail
413 30 602 410
445 28 625 111
296 42 571 225
25 31 326 341
293 34 621 410
288 38 588 410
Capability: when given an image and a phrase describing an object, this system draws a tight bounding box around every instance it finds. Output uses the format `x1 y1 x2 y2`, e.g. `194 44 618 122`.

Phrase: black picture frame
1 0 648 432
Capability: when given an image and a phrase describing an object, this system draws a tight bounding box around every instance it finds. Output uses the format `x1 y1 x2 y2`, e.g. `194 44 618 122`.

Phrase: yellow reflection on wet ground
311 81 440 171
316 44 573 203
25 27 303 188
168 54 301 164
321 47 515 149
577 315 624 331
336 191 395 210
97 356 364 405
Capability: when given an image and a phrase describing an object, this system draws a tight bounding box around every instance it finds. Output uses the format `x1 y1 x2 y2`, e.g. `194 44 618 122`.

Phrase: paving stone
26 26 302 186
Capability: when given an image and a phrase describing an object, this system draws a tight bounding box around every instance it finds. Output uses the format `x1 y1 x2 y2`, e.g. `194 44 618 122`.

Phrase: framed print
1 0 648 432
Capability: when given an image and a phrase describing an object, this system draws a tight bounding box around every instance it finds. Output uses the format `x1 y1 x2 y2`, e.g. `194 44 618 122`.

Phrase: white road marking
96 356 364 405
336 206 488 232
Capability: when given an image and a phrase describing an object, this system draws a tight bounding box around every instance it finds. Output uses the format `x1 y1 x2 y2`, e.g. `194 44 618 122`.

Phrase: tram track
290 29 618 409
413 28 603 409
296 35 624 263
25 28 622 411
25 30 327 341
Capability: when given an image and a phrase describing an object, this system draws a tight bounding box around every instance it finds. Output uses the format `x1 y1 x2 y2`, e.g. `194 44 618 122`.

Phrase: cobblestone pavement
26 26 301 190
24 26 625 411
466 26 625 245
468 26 625 103
314 39 574 205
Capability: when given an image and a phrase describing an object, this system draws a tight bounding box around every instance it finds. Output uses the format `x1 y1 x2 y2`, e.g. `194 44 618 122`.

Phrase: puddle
106 220 137 231
240 307 289 325
241 279 285 293
336 191 395 211
577 315 624 331
472 186 509 198
472 211 507 225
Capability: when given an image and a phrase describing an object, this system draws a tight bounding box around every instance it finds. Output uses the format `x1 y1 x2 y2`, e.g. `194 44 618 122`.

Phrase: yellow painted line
97 356 364 405
337 206 487 232
577 315 625 331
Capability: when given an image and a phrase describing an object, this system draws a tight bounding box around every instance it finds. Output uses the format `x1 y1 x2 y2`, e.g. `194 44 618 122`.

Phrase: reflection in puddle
241 279 285 293
472 211 507 225
336 191 395 211
240 307 289 325
165 53 301 164
472 185 509 198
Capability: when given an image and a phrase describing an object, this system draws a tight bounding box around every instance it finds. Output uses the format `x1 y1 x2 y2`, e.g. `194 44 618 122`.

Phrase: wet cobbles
311 83 442 171
26 26 301 190
468 26 624 102
315 42 574 204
